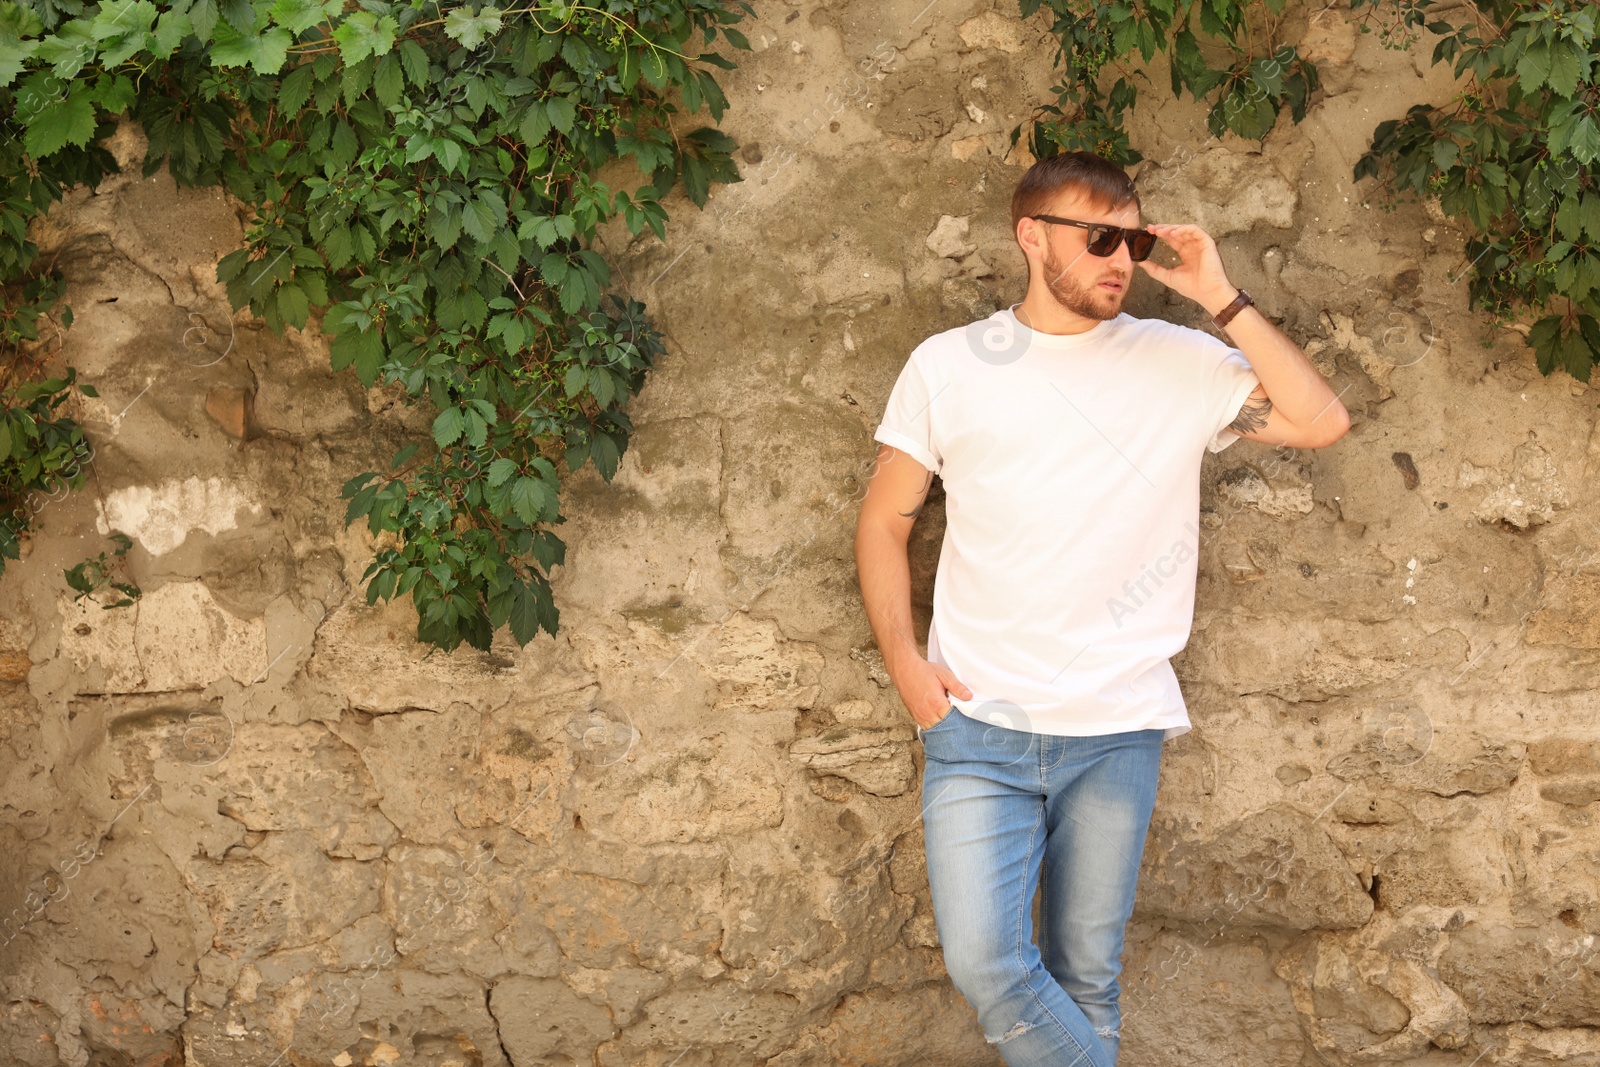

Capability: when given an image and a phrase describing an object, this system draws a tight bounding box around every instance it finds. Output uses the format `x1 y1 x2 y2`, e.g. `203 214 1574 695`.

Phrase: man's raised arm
1141 221 1351 449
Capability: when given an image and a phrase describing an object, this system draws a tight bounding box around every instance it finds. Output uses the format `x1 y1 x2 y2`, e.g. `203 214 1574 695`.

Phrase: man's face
1031 192 1141 322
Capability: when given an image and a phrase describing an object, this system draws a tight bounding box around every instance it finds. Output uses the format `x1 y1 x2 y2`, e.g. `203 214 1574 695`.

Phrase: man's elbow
1302 403 1351 448
856 511 912 550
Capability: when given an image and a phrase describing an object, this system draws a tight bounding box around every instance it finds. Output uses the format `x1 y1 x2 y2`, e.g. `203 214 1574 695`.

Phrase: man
853 150 1349 1066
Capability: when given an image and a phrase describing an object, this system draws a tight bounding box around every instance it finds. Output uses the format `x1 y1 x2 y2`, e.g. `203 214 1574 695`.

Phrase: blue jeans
917 704 1165 1066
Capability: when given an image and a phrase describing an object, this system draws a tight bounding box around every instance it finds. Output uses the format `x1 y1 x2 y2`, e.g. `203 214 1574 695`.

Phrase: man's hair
1010 150 1140 237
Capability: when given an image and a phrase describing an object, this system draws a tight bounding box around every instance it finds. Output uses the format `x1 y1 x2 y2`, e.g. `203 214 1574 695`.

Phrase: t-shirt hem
953 703 1191 739
872 426 939 473
1207 373 1262 453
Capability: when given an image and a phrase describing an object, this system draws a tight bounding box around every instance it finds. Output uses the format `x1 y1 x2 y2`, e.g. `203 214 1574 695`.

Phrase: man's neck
1015 297 1111 337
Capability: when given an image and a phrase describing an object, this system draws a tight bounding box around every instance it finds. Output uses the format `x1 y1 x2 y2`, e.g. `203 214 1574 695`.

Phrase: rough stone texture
2 1 1599 1065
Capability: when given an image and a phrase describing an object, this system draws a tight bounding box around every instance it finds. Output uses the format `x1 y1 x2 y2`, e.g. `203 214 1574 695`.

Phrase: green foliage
0 351 96 575
2 0 752 650
65 531 141 608
1018 0 1594 381
1350 0 1596 381
1013 0 1319 162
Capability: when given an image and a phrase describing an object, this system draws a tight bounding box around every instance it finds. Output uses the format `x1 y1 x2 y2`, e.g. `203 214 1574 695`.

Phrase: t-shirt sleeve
872 348 943 474
1194 330 1261 453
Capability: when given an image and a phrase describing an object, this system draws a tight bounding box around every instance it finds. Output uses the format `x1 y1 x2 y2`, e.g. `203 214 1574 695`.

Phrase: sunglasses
1028 215 1158 262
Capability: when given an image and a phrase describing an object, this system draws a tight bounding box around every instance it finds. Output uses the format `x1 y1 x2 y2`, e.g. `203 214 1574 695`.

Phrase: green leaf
1569 116 1600 166
641 48 668 89
509 580 542 644
510 475 545 523
531 528 564 571
278 61 315 112
443 5 501 48
373 51 403 106
329 322 385 386
590 431 620 480
189 0 218 40
617 46 640 91
487 458 518 487
332 10 397 66
588 365 612 407
429 203 463 250
1556 194 1583 241
0 33 38 88
461 192 502 243
434 137 463 174
23 83 95 157
1556 320 1594 381
546 95 576 134
217 0 255 34
1545 39 1585 98
0 0 44 38
276 283 310 329
92 0 157 34
1515 40 1551 93
93 0 159 66
92 73 136 115
330 118 360 167
1583 195 1600 243
519 100 551 145
1529 314 1563 375
433 406 465 448
268 0 339 34
399 38 429 86
211 22 294 74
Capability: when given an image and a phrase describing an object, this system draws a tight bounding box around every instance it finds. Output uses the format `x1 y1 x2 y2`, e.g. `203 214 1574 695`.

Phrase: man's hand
1136 222 1238 313
891 655 973 730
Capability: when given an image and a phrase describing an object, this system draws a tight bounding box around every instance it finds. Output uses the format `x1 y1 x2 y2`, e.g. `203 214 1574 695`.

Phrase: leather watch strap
1212 288 1254 329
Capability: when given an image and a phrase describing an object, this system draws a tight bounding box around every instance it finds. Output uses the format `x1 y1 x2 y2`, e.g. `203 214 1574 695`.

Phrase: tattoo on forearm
898 471 933 518
1228 393 1272 435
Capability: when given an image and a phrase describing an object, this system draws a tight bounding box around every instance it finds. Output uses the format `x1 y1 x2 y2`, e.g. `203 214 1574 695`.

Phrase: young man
853 151 1349 1066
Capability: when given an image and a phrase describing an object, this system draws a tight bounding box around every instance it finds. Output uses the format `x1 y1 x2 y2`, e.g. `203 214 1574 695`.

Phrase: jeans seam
1043 728 1063 773
1013 801 1101 1067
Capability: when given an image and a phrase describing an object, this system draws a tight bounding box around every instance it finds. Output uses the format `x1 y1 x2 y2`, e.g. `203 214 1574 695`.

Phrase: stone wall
3 1 1599 1065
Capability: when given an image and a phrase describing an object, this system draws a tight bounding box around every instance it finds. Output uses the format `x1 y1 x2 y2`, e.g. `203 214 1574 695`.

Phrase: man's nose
1108 236 1134 272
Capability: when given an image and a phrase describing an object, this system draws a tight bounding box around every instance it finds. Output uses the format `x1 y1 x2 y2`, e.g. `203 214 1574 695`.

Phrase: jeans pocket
919 704 961 737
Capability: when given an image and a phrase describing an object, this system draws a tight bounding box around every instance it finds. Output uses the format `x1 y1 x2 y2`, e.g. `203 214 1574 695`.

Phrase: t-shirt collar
1002 302 1121 349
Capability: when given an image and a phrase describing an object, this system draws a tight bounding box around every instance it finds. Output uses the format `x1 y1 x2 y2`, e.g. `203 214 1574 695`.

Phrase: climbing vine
1349 0 1596 381
1 0 751 650
1017 0 1595 380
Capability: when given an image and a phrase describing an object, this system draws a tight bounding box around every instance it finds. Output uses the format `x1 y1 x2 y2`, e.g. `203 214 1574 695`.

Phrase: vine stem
284 3 695 64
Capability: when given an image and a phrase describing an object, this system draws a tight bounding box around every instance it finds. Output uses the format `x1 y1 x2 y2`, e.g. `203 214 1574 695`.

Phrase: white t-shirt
872 303 1260 741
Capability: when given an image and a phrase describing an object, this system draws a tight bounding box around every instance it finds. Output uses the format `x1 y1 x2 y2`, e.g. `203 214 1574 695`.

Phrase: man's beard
1040 245 1121 321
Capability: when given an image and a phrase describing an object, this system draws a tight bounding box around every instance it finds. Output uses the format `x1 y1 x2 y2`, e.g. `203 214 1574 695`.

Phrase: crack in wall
484 985 516 1067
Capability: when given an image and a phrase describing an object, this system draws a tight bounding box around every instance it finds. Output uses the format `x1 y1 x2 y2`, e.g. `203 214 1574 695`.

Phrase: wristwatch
1212 288 1254 330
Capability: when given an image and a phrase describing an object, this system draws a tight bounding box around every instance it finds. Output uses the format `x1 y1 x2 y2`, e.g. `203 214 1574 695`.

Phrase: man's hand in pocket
892 656 972 730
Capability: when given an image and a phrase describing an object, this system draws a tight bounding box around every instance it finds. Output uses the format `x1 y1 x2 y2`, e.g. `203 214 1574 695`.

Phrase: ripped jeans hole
1095 1024 1120 1039
986 1020 1036 1045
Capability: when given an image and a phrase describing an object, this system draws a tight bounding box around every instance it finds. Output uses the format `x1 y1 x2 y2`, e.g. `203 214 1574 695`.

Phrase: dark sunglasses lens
1087 227 1121 255
1087 226 1155 259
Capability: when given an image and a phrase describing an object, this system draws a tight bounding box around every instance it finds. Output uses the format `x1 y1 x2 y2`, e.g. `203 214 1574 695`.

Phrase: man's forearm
854 526 923 672
1202 287 1346 434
